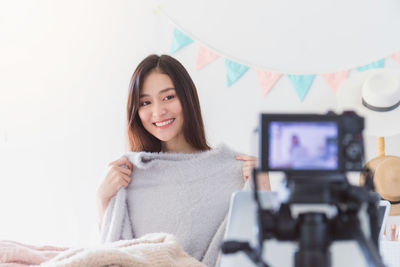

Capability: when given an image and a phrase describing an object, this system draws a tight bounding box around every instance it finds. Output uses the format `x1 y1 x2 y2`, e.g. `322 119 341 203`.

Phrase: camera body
258 111 364 174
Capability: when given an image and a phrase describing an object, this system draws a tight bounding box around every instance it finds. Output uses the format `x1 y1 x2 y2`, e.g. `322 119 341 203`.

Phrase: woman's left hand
235 155 257 182
236 154 271 191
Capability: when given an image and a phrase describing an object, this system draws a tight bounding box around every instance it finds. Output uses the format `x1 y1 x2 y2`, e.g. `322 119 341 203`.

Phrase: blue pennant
225 59 249 87
170 28 193 54
288 74 316 102
357 59 385 72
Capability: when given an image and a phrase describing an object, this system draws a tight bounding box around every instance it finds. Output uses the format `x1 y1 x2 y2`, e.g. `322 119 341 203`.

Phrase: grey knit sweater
100 144 246 267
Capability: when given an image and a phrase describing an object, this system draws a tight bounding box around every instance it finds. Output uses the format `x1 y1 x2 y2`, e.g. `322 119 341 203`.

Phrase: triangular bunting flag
321 70 350 94
288 74 315 101
256 70 282 96
356 59 385 72
392 50 400 63
170 28 193 54
196 45 219 70
225 59 249 87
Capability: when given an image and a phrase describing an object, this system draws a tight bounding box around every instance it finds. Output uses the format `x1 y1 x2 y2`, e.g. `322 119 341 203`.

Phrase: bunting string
155 6 400 101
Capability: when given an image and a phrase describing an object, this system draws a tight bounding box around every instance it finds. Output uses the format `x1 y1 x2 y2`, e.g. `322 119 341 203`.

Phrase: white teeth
155 119 174 127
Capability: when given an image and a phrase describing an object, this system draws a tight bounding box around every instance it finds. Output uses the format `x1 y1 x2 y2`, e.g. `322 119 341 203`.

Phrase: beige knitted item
37 233 206 267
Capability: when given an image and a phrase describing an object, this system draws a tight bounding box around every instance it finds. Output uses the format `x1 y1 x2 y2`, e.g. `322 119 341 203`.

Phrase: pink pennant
321 70 350 94
256 70 282 96
392 50 400 63
195 45 219 70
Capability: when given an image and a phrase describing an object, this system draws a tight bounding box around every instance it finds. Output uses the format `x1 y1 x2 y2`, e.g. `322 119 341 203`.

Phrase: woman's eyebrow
159 88 175 94
139 88 175 98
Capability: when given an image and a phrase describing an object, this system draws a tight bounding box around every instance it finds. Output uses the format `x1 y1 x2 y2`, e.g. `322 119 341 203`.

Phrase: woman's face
138 71 185 146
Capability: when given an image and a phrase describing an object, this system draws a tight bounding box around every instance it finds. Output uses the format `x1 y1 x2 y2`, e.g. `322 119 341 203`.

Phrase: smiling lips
153 118 175 128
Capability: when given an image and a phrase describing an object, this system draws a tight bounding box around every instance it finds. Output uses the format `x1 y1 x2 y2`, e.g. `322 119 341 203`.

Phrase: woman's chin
155 134 174 143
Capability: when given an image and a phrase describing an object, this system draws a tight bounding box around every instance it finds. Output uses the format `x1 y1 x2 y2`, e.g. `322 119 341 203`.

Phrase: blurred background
1 0 400 247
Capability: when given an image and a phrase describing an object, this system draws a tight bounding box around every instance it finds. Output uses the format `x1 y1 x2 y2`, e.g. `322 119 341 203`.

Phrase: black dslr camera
221 111 384 267
259 111 364 174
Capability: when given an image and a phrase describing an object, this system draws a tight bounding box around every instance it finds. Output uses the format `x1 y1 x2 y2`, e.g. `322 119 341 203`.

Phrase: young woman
96 54 270 266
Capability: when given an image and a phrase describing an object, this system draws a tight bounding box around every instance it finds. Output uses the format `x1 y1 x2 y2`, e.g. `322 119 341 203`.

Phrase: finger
122 159 133 170
112 173 131 185
116 182 129 191
109 157 132 169
127 161 133 170
242 168 252 178
112 165 132 176
121 179 129 188
243 161 257 168
235 155 257 161
119 157 133 170
243 166 254 172
119 173 131 184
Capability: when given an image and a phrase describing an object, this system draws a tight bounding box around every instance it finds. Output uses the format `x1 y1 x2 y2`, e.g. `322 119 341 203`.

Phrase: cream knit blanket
37 233 206 267
100 144 246 267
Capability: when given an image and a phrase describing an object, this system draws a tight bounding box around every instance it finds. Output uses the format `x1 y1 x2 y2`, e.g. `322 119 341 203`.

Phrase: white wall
0 0 400 247
0 0 158 246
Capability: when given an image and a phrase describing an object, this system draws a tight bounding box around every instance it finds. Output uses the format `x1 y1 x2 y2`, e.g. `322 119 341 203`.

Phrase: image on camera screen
268 121 338 170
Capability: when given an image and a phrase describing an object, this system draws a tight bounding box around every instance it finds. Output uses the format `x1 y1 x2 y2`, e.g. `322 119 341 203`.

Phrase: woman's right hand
97 157 133 205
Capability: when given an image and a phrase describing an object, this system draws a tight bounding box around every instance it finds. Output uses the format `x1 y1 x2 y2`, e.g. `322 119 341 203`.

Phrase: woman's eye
164 95 175 101
140 101 150 107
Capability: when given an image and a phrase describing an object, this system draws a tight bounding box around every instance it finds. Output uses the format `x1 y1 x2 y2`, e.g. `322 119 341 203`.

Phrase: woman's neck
161 140 198 153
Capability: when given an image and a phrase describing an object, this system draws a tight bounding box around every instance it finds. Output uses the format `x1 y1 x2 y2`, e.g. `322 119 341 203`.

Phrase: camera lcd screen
268 121 338 170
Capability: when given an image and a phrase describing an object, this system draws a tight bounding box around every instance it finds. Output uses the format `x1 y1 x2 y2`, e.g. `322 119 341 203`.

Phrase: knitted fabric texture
37 233 206 267
100 144 245 267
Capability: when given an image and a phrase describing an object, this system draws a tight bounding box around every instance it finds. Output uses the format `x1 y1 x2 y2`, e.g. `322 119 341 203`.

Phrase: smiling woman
96 54 270 266
138 75 186 151
131 55 209 153
126 54 210 153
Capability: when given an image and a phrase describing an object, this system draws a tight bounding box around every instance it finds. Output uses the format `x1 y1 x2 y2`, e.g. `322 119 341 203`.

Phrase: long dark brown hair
127 54 210 152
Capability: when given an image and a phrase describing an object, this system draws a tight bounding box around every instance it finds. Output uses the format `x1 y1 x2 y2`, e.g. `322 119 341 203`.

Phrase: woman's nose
152 102 167 117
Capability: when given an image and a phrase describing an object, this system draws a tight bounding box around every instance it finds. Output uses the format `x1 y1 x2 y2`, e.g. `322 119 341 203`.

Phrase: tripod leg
354 227 385 267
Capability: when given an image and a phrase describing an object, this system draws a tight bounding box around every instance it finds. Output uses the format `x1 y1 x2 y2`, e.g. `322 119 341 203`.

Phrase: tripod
221 169 385 267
